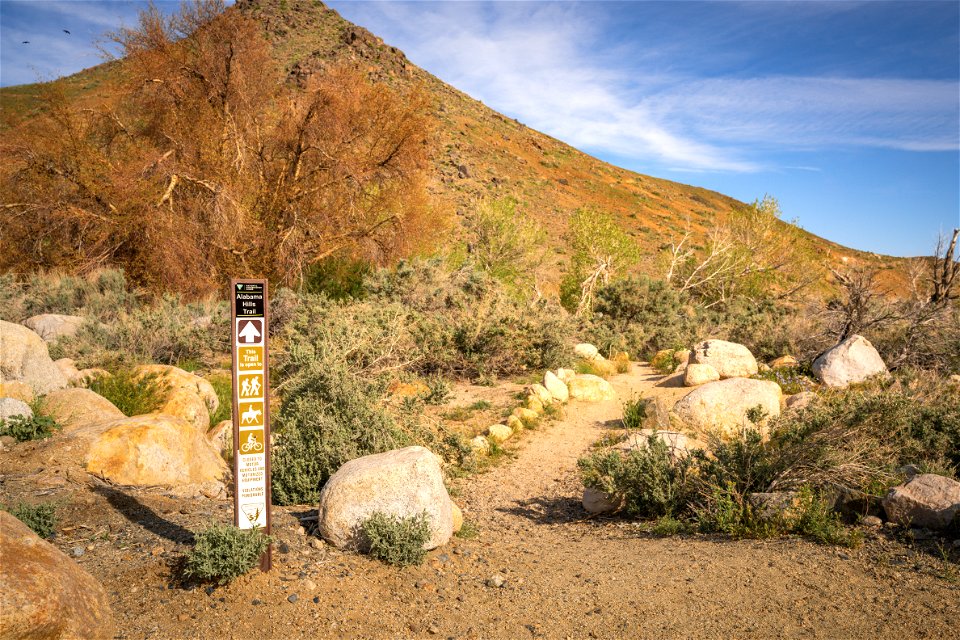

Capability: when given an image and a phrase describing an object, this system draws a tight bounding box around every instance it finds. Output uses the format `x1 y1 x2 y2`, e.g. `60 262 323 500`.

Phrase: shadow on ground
94 485 195 545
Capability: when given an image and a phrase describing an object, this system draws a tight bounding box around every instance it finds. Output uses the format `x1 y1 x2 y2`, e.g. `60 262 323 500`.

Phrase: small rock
252 599 261 605
428 625 440 635
486 573 506 588
301 579 317 591
309 537 324 550
313 596 321 604
296 526 306 536
278 542 290 554
71 546 84 558
287 594 299 604
861 515 882 527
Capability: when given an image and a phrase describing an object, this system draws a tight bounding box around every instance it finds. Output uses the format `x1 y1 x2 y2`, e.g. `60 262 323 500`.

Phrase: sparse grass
89 370 168 417
455 520 479 539
752 368 817 395
360 511 430 567
651 516 687 536
207 373 232 428
6 501 58 538
0 414 61 442
622 395 649 430
575 359 609 378
468 400 492 411
183 524 272 586
591 431 627 449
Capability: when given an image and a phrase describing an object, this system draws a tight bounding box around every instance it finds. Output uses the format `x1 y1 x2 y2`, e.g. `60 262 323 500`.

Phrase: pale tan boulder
317 446 453 550
673 378 782 440
567 374 616 402
0 320 68 395
882 474 960 530
0 511 116 640
683 363 720 387
616 429 705 460
528 383 554 406
22 314 85 343
486 424 512 443
86 414 228 487
54 358 81 384
41 388 124 433
512 407 540 426
574 343 600 360
207 419 233 456
451 502 464 533
812 334 888 388
507 415 525 432
691 339 758 379
785 391 816 411
134 364 219 413
582 488 623 515
543 371 569 403
526 395 544 414
157 387 210 432
0 397 32 421
674 349 692 366
469 435 491 454
0 380 34 403
555 368 576 383
770 355 799 369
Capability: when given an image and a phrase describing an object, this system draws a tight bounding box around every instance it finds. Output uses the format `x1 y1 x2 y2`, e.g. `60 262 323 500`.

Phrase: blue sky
1 1 958 257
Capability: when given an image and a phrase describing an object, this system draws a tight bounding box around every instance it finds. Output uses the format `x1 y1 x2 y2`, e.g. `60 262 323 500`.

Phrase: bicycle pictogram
240 431 264 454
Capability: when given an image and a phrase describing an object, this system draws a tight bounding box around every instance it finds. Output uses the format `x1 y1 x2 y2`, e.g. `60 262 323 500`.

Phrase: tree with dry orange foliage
0 0 436 296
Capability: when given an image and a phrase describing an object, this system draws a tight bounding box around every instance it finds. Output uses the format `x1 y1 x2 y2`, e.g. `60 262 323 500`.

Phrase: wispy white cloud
332 1 959 173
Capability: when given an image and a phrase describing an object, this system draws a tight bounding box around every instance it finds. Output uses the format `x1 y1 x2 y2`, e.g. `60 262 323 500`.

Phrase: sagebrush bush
587 276 695 361
0 269 137 323
578 436 697 519
752 367 817 395
650 349 680 375
6 501 57 538
0 414 61 442
183 524 272 585
89 370 169 417
360 511 430 567
271 358 410 505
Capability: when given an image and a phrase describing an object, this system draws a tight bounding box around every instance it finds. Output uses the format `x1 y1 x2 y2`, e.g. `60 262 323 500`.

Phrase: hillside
0 0 912 293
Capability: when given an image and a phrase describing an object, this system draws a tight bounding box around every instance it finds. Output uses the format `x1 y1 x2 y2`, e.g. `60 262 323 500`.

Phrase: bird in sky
22 41 29 44
63 29 71 34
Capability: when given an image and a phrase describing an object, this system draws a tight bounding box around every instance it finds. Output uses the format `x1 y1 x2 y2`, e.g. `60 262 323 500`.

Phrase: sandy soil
2 364 958 639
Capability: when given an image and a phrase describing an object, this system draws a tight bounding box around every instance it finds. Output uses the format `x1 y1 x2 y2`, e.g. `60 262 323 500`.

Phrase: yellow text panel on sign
237 346 264 372
238 401 265 427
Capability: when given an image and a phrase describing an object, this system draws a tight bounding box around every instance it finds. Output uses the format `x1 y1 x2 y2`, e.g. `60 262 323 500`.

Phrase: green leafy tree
560 208 640 315
463 196 545 296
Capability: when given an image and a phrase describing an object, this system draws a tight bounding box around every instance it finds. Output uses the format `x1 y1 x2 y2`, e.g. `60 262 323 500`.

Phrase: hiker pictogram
237 319 263 344
238 374 262 398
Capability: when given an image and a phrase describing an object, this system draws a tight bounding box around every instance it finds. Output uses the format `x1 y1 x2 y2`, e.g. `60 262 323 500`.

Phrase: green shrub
424 374 452 405
183 524 272 585
578 436 697 519
6 501 57 538
621 395 649 430
0 269 138 324
89 370 168 417
304 255 371 301
271 360 409 505
587 276 695 360
360 511 430 567
752 368 817 395
0 414 61 442
650 349 680 375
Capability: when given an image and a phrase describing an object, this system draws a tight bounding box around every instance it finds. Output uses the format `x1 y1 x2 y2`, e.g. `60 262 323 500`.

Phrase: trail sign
230 279 272 571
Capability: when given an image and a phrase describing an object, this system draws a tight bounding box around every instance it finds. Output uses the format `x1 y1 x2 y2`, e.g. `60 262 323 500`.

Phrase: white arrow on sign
238 320 262 344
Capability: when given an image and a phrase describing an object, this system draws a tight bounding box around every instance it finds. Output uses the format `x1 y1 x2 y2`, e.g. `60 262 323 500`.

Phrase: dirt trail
3 365 958 639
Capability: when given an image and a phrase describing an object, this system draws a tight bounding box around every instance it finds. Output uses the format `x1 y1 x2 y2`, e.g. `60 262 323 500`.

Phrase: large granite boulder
0 321 68 395
134 364 219 431
673 378 782 439
683 363 720 387
41 388 124 433
567 374 616 402
691 339 758 379
0 397 33 421
543 370 569 403
86 414 227 487
0 510 115 639
318 446 453 551
22 314 85 343
882 473 960 530
812 334 888 388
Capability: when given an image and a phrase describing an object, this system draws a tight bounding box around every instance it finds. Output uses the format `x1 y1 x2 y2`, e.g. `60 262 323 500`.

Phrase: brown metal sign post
230 279 272 571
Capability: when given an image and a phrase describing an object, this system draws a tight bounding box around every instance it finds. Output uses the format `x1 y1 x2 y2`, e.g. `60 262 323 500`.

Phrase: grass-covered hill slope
0 0 913 292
